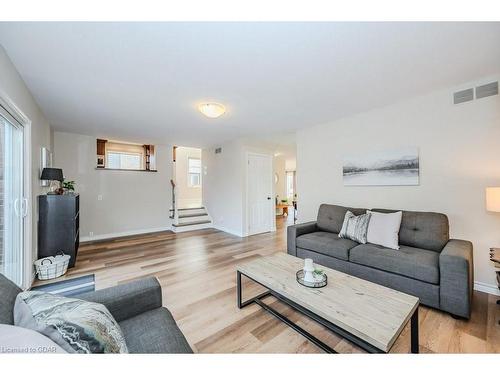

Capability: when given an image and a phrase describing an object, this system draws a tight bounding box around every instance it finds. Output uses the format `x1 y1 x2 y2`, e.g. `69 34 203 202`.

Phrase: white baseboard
474 281 500 296
80 226 172 243
212 225 244 237
172 223 213 233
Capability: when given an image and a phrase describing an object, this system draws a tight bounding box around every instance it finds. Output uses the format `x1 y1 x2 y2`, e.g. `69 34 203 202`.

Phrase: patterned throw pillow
14 291 128 353
338 211 372 244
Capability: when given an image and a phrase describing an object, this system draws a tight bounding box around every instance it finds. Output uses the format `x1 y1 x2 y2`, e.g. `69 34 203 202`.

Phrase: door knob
267 197 271 200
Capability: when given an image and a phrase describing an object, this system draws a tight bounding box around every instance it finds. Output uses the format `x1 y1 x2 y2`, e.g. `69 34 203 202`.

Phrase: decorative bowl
296 269 327 288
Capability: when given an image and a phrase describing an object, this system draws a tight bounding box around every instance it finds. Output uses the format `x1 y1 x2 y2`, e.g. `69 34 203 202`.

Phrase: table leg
237 270 242 308
411 307 419 353
237 271 271 309
497 299 500 325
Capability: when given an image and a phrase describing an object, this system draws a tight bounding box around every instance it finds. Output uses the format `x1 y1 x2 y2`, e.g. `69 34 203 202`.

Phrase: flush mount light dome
198 102 226 118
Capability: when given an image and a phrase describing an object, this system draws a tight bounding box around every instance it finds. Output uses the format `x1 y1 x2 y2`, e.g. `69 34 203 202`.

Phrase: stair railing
170 179 179 224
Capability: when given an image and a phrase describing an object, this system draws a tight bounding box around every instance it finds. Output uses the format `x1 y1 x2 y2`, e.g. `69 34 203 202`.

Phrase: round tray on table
296 269 327 288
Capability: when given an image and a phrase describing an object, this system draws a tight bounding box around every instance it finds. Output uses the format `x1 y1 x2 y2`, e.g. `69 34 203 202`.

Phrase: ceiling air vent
215 147 222 154
453 88 474 104
476 81 498 99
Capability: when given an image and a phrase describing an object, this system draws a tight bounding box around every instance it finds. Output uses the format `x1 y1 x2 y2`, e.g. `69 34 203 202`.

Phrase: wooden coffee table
237 253 419 353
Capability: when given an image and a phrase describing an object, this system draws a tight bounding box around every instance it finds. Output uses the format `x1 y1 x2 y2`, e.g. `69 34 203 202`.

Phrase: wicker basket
35 252 71 280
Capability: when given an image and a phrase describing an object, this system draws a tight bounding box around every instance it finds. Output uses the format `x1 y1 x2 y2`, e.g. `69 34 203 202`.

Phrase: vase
303 258 315 282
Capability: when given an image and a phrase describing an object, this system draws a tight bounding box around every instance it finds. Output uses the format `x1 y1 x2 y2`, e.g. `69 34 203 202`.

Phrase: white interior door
247 153 273 235
0 109 25 286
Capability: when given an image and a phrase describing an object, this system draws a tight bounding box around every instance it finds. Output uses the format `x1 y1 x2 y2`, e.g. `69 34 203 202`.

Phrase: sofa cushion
119 307 192 353
372 209 449 252
296 231 358 260
317 204 367 234
349 244 440 284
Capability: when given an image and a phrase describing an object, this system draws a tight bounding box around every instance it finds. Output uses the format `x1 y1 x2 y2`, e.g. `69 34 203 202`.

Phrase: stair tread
172 220 211 227
169 206 205 212
179 213 208 218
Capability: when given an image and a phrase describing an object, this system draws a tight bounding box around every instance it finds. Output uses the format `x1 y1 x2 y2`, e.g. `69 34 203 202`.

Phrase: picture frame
40 147 52 187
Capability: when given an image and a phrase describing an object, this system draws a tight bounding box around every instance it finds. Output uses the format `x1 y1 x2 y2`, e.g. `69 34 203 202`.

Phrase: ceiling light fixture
198 102 226 119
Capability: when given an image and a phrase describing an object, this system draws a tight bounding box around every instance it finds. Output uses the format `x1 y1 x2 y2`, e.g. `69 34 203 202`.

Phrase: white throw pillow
0 324 66 353
366 210 403 250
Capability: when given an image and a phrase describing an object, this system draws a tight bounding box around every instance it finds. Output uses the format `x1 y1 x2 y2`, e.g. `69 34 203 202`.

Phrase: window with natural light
98 139 156 171
107 151 142 170
188 158 201 187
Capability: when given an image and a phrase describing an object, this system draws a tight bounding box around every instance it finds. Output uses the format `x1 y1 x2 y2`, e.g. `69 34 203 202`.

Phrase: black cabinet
38 194 80 267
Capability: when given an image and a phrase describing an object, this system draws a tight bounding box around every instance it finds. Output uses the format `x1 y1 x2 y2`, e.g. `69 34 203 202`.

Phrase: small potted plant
62 179 76 195
313 269 324 278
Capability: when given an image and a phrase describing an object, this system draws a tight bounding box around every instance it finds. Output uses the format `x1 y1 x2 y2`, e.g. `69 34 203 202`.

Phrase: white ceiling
0 22 499 147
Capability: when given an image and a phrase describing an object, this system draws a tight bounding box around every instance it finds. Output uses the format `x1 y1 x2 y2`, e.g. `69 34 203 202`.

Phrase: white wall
202 141 245 236
0 46 52 287
297 75 500 293
202 140 275 237
53 131 173 241
175 147 202 208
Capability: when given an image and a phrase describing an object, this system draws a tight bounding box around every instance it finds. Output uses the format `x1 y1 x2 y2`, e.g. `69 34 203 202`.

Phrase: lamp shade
40 168 64 182
486 187 500 212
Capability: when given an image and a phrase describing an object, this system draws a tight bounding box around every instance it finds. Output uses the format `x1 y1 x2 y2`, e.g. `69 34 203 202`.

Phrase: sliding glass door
0 108 25 286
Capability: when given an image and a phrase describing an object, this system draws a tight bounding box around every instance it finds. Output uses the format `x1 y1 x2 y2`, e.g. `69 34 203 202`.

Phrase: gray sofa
0 274 193 353
287 204 474 318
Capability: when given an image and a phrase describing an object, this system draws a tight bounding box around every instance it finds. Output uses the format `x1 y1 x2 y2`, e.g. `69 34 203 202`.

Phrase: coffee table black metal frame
237 270 419 354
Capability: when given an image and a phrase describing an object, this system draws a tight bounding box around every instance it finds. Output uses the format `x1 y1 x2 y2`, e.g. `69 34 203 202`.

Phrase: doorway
246 152 273 236
173 146 203 209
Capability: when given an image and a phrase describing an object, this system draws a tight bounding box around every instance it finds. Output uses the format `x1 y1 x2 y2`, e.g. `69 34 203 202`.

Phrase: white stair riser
175 209 206 216
177 215 210 224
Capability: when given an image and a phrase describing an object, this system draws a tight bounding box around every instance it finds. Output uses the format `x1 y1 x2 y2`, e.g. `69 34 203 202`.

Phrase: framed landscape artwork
343 148 419 186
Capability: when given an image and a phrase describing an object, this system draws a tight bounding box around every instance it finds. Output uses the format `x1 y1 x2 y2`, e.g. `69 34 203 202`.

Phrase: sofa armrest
76 277 163 322
287 221 317 256
439 239 474 318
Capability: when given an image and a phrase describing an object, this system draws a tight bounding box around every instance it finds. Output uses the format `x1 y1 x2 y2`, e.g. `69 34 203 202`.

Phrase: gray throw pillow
338 210 371 244
14 291 128 353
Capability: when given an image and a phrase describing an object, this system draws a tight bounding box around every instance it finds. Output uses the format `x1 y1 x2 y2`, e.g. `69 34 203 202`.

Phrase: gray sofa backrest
0 273 21 325
317 204 367 233
316 204 450 252
372 208 449 252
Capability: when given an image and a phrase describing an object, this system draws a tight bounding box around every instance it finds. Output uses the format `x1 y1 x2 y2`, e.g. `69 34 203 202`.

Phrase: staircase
170 206 213 232
169 179 212 232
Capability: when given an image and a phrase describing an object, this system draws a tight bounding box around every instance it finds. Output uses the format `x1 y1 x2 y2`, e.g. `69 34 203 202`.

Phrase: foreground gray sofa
288 204 473 318
0 274 192 353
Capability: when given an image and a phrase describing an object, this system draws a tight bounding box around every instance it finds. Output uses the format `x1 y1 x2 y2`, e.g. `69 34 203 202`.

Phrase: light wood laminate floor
66 217 500 353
